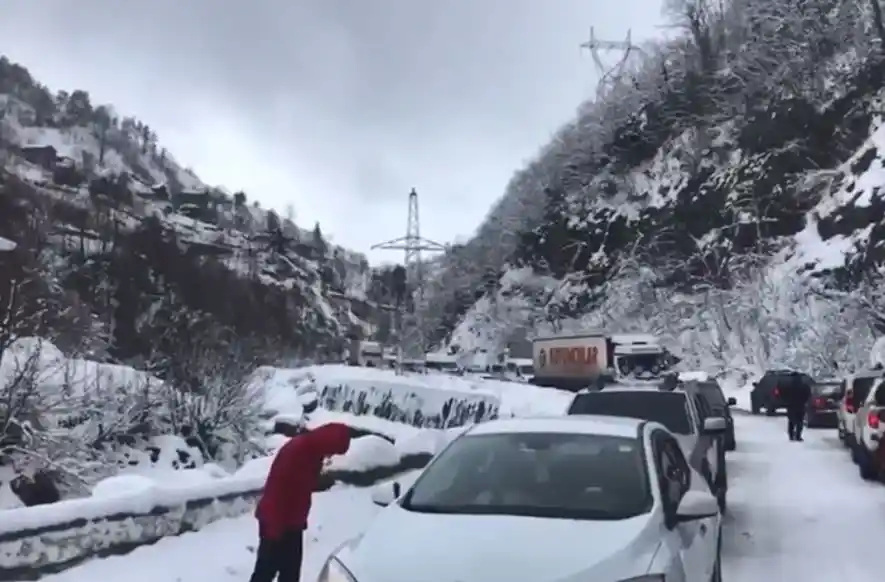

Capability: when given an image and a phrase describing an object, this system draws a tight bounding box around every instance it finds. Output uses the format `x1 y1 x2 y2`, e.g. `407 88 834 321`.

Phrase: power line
580 27 645 99
371 188 446 365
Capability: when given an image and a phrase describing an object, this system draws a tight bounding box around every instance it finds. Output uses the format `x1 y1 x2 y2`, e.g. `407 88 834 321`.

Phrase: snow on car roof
467 415 644 438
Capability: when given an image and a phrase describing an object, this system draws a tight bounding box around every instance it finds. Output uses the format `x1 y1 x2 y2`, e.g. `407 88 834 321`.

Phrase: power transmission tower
580 27 645 100
371 188 446 366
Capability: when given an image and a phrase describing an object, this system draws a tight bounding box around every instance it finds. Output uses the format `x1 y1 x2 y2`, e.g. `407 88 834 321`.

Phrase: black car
751 369 813 415
691 380 737 450
806 379 842 428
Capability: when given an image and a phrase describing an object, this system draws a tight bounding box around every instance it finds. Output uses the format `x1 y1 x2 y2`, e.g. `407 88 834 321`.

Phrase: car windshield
401 432 651 520
568 391 693 434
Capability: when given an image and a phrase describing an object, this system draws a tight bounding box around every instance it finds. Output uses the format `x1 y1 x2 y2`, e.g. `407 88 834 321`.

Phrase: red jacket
255 423 351 539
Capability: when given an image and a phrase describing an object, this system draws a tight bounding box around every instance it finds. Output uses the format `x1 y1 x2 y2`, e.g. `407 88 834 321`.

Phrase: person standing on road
785 372 812 441
249 423 351 582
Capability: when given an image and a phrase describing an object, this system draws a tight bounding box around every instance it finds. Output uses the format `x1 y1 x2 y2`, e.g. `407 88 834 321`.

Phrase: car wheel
859 450 877 480
751 399 760 414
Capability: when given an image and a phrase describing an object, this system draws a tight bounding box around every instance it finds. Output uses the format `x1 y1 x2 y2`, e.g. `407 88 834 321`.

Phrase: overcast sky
1 0 662 262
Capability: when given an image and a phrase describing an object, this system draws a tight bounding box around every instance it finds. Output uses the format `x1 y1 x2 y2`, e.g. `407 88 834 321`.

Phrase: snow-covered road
30 415 885 582
722 413 885 581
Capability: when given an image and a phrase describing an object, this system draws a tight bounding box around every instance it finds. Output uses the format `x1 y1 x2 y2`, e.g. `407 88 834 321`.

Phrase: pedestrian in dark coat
785 372 812 441
249 423 351 582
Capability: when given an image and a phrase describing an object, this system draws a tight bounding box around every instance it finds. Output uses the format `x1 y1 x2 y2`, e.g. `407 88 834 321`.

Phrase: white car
319 415 723 582
837 371 880 456
855 377 885 480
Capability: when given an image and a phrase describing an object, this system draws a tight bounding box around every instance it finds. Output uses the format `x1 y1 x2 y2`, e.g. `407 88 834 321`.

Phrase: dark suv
751 370 813 415
806 379 842 428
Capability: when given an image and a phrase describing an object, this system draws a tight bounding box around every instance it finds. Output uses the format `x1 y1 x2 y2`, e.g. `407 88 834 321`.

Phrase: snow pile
0 236 15 251
327 436 399 472
91 475 156 499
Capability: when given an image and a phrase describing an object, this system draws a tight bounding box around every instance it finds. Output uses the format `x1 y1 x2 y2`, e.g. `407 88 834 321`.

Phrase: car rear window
812 382 841 396
697 382 726 406
567 391 692 434
852 377 877 406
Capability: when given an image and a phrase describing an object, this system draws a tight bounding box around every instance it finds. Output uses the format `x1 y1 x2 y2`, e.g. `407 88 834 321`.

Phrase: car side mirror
675 490 719 523
702 417 727 434
370 481 401 507
727 397 737 406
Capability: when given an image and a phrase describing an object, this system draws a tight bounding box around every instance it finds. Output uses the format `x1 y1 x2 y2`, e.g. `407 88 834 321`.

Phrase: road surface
722 413 885 581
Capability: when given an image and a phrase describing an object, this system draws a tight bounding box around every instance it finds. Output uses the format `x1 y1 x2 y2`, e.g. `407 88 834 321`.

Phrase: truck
530 332 677 391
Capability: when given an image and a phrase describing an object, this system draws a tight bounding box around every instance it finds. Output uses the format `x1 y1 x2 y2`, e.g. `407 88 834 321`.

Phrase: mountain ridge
0 55 410 370
424 0 885 377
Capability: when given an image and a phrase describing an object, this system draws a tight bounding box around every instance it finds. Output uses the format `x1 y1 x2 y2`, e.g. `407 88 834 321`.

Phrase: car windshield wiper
403 503 643 520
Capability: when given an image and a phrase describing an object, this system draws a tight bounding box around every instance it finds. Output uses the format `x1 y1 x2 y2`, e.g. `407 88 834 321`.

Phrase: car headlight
318 556 358 582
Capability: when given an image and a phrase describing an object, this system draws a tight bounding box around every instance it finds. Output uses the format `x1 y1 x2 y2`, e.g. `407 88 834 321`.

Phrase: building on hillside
173 190 219 223
20 144 58 169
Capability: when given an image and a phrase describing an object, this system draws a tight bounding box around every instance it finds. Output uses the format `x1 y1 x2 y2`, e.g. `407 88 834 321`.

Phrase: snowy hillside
0 55 407 369
423 1 885 378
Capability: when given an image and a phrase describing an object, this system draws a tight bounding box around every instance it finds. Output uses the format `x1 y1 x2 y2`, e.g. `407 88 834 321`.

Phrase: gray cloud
0 0 662 261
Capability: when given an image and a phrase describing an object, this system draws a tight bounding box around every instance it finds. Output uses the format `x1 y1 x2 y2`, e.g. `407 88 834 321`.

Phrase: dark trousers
249 529 304 582
787 407 805 440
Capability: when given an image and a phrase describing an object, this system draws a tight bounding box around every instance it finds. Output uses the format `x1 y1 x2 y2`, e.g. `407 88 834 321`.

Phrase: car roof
580 386 690 398
467 415 644 438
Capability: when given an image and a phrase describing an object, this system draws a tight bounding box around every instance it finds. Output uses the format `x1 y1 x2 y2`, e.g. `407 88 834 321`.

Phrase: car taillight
813 397 825 408
870 411 881 430
773 387 780 398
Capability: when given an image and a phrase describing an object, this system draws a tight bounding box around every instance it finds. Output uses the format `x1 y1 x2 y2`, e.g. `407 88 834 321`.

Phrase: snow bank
91 475 156 499
0 438 435 580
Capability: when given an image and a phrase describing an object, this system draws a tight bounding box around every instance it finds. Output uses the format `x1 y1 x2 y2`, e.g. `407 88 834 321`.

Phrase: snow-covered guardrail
264 364 502 428
0 450 433 581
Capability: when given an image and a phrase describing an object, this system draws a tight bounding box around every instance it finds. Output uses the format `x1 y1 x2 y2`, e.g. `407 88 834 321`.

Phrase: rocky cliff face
424 0 885 376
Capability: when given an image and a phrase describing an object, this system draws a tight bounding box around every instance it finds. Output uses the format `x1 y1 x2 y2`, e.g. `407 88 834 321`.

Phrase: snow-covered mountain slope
0 55 393 365
426 1 885 377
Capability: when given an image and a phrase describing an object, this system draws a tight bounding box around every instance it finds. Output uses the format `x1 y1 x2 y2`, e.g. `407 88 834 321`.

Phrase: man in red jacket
249 423 351 582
